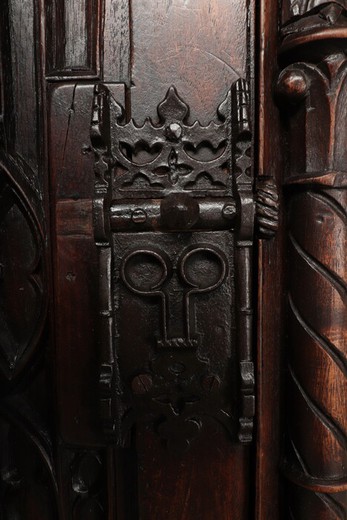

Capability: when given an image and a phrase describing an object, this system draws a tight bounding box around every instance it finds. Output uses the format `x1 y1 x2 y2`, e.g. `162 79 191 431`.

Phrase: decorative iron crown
91 81 252 201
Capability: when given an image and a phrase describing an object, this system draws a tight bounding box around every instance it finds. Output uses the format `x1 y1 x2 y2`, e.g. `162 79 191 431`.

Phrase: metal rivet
166 122 182 141
131 208 147 224
222 203 236 220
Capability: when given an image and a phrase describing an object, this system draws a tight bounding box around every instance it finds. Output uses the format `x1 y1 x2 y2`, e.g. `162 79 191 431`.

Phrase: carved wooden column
278 1 347 517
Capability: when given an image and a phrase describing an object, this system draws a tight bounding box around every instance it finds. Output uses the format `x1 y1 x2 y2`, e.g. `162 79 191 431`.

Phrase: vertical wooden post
256 0 284 518
277 1 347 517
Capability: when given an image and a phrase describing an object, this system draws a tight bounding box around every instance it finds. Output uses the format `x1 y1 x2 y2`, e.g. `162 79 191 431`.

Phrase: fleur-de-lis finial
157 86 189 122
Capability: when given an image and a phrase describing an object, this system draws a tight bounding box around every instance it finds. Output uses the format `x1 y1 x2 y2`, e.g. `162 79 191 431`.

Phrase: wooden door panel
47 1 257 517
129 0 249 123
50 84 102 445
1 0 346 519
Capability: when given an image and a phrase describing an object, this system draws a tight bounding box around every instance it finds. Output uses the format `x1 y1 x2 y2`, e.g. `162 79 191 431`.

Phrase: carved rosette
91 81 259 450
278 4 347 517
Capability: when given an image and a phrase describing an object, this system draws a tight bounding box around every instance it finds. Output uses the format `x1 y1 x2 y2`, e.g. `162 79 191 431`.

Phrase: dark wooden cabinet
0 1 346 518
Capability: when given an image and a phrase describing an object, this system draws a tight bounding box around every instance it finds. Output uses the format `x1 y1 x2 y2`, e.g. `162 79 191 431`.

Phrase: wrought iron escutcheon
91 81 272 451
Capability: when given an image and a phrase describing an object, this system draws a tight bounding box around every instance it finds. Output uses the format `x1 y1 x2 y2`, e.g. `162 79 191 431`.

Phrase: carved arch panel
0 164 47 381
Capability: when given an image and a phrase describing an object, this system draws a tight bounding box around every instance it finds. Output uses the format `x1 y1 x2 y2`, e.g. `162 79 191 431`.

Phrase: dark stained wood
6 0 38 172
0 165 47 381
130 0 251 124
49 1 257 518
0 389 58 520
278 1 347 517
45 0 101 78
136 429 251 520
255 1 285 519
2 0 346 518
56 446 108 520
50 84 102 445
103 0 130 84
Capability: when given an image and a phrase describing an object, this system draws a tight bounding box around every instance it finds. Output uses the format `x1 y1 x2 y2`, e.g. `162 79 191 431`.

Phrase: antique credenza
0 0 346 518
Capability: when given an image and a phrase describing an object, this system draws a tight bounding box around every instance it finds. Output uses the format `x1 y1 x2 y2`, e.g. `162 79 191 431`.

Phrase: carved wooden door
0 1 346 519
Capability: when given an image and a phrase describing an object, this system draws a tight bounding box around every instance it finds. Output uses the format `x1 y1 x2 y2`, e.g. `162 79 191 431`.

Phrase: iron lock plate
90 81 276 450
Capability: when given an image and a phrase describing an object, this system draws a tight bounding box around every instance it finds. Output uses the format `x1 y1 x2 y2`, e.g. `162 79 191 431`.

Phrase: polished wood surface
0 0 346 519
278 1 347 517
256 1 285 518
